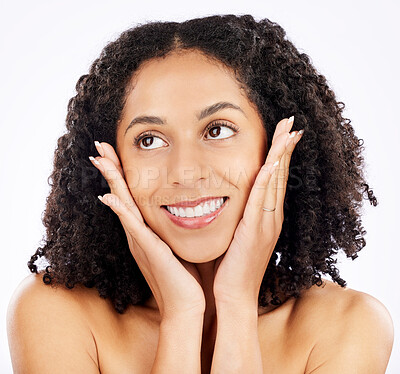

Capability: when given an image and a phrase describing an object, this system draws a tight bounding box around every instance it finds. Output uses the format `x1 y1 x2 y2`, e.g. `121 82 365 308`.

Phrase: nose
166 141 209 187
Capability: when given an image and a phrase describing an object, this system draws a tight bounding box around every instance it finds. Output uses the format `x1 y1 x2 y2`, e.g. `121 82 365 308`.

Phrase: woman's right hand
89 141 206 321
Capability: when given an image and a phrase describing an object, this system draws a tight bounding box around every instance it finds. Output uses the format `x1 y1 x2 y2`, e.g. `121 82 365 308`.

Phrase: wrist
215 295 258 313
216 300 259 325
160 303 205 323
214 285 259 310
161 311 204 329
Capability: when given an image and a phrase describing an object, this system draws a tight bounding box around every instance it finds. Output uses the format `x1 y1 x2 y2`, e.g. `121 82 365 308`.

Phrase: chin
173 248 227 264
157 229 233 263
141 196 240 263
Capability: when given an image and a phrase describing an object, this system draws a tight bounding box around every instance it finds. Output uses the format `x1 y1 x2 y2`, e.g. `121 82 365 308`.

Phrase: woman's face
116 50 268 263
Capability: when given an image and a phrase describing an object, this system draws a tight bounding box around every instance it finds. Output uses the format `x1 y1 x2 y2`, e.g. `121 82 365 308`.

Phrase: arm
211 302 263 374
91 142 206 372
151 313 204 374
210 117 301 373
7 275 100 374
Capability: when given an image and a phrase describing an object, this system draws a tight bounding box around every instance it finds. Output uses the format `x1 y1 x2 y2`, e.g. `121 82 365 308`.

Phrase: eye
134 132 167 150
204 121 238 140
133 121 239 150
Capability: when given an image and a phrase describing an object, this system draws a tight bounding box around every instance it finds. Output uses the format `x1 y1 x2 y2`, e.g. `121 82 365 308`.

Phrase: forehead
123 50 248 111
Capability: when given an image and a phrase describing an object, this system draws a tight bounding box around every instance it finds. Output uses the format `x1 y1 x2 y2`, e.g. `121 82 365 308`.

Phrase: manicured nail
94 141 105 157
269 160 279 175
285 131 297 146
294 129 305 145
89 156 100 165
98 195 103 202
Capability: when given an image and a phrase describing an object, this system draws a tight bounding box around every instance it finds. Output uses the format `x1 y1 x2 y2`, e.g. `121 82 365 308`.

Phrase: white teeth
210 200 216 211
178 207 186 217
194 205 202 217
186 207 194 218
166 197 225 218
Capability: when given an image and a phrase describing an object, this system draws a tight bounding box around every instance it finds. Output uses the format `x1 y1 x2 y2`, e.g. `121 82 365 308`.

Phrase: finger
275 150 289 221
242 132 288 224
98 193 143 236
241 161 277 225
261 133 296 228
98 194 161 288
242 120 291 226
94 141 124 177
272 116 294 144
264 130 290 166
98 193 170 265
260 116 294 221
264 116 294 165
262 151 284 227
90 156 143 222
275 130 303 221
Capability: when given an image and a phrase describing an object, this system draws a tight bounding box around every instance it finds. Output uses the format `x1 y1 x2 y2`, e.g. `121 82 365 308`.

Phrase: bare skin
8 274 393 373
7 50 394 373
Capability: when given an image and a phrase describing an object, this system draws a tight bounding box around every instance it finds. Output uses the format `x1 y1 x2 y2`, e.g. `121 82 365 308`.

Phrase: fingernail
98 195 103 202
89 156 100 165
270 160 279 175
286 131 297 146
287 116 294 126
294 129 305 144
94 141 105 157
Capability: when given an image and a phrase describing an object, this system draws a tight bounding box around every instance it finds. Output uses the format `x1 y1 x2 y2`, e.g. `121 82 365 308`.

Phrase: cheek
123 163 162 207
227 152 265 191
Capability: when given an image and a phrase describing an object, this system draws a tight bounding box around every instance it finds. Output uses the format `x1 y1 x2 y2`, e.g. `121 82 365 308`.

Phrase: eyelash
133 121 239 149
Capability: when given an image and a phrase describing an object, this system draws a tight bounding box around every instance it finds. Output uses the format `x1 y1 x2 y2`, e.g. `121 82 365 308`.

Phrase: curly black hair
28 14 378 313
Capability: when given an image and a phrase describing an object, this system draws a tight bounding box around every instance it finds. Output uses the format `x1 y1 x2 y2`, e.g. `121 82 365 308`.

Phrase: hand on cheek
213 116 304 308
89 141 207 320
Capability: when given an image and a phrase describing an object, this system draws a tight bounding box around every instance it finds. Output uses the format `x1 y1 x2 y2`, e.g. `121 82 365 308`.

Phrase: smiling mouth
161 196 229 218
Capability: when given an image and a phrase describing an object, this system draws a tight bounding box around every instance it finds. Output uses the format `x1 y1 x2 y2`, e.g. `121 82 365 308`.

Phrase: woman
7 14 394 373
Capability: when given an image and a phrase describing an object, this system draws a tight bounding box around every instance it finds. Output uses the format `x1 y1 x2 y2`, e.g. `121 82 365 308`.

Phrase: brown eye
135 134 167 150
205 124 236 140
142 137 154 147
209 127 221 138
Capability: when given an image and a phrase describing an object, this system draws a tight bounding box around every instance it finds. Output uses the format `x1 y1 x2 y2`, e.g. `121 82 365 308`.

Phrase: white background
1 0 399 372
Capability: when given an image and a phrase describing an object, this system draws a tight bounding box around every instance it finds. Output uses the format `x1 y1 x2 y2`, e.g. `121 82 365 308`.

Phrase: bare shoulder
296 279 394 331
7 273 101 373
293 280 394 373
7 272 102 321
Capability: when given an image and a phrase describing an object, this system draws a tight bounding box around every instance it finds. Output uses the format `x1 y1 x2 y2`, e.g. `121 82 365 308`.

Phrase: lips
161 196 229 229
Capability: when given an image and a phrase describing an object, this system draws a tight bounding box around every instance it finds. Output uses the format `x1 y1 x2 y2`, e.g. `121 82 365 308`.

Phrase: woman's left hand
213 116 303 308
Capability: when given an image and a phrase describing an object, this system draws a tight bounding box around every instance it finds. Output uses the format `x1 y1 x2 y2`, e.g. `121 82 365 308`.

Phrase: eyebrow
124 101 246 136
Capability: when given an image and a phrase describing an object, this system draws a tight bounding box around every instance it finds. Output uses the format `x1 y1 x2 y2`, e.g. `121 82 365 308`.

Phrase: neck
141 254 286 371
194 259 219 373
194 259 218 334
